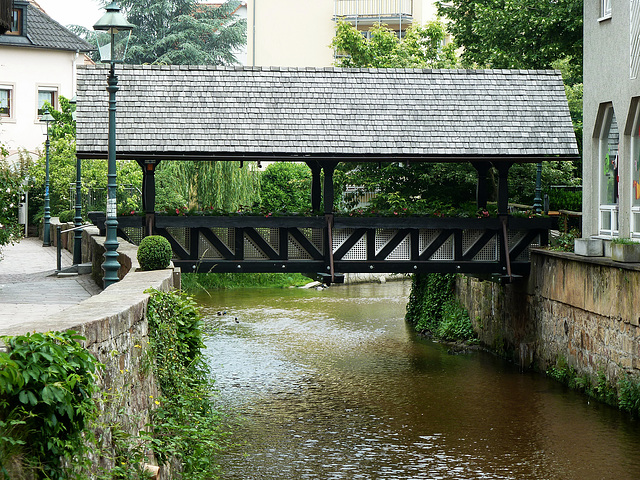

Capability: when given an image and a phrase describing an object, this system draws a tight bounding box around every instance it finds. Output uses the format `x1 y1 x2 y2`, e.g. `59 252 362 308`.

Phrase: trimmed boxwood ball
137 235 172 271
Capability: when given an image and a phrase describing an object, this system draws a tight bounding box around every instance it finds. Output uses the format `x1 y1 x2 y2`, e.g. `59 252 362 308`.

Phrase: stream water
199 281 640 480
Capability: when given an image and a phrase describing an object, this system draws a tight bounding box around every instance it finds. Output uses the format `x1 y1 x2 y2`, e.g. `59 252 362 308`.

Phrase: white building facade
0 0 92 161
245 0 439 67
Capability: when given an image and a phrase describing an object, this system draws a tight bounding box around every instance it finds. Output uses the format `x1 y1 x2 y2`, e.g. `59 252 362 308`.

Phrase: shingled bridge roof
75 65 579 163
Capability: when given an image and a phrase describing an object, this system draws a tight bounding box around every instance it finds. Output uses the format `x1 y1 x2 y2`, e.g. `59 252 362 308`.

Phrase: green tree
120 0 245 65
155 161 259 213
437 0 584 174
259 163 312 213
0 145 24 251
331 20 457 68
29 98 143 221
436 0 583 75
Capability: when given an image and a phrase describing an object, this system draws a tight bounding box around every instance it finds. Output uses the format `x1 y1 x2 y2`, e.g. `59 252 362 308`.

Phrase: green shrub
144 289 229 479
0 331 100 478
406 273 476 342
56 209 74 223
137 235 172 271
436 299 474 341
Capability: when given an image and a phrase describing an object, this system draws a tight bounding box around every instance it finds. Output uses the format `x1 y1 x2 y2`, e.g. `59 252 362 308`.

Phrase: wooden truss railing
89 213 554 280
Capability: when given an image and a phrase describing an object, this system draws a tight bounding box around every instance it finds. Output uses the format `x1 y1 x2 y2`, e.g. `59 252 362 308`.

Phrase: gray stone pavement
0 237 101 332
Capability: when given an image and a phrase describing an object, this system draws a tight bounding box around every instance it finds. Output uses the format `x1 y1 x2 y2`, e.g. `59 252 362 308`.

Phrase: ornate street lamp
41 107 54 247
93 2 134 288
533 161 543 214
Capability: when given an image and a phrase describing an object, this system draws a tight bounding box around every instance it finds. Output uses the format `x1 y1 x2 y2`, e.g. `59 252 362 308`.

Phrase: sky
34 0 104 30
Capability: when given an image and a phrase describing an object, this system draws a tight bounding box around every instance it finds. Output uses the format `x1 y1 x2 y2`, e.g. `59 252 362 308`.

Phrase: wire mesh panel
167 227 190 256
244 235 268 259
462 229 498 262
419 229 454 260
288 235 313 260
122 227 144 246
508 231 540 262
375 229 411 260
211 228 235 255
333 228 367 260
255 228 280 255
198 235 223 259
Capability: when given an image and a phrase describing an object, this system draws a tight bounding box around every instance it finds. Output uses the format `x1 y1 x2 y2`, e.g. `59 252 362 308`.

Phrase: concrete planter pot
574 238 603 256
611 243 640 263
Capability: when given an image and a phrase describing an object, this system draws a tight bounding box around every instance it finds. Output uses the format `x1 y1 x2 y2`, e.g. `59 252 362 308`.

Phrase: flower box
611 242 640 263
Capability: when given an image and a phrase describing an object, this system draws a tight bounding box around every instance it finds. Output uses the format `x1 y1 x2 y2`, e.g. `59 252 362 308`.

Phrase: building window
7 8 23 36
601 0 612 18
37 89 57 117
599 106 619 236
631 104 640 237
0 87 12 118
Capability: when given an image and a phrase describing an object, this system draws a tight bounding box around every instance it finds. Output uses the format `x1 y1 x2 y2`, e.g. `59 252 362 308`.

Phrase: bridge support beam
138 159 160 237
322 161 338 214
493 162 513 215
306 161 322 212
472 161 491 209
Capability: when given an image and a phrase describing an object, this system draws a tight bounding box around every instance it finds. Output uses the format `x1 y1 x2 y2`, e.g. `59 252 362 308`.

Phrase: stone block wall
10 228 177 477
457 249 640 383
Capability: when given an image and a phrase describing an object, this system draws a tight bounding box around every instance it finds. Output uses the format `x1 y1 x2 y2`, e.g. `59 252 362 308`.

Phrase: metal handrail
56 224 93 271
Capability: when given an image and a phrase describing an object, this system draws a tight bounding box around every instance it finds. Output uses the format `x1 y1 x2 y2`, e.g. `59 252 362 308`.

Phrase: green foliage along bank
182 272 311 294
547 357 640 417
143 289 229 479
405 273 476 342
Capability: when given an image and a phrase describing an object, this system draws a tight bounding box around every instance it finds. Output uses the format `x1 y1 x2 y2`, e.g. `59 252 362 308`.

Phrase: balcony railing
335 0 413 19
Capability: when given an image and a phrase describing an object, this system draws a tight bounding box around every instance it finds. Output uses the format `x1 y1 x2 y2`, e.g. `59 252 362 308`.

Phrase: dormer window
7 8 24 36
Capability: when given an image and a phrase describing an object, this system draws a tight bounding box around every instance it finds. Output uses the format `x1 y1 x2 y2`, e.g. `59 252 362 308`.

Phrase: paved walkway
0 237 101 332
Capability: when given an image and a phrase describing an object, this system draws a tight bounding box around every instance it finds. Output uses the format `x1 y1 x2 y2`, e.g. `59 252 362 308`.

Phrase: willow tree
155 161 259 213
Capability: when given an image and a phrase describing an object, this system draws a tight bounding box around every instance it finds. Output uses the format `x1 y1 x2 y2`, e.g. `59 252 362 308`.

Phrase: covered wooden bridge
76 65 579 282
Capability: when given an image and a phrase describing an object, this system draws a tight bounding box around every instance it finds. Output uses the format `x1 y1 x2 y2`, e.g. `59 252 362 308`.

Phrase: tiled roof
0 2 93 52
76 65 579 161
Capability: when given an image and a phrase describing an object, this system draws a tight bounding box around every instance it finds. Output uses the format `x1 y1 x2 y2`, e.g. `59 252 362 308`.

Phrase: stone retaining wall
18 226 177 477
457 249 640 383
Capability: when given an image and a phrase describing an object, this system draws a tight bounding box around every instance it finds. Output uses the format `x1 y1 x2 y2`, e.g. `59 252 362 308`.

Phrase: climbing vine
405 273 475 341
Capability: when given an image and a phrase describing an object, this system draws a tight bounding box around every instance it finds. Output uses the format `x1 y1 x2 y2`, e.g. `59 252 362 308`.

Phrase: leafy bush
0 331 100 478
57 209 74 223
0 155 24 251
145 289 229 479
137 235 172 271
406 273 475 342
182 272 311 292
619 375 640 416
406 273 456 333
436 299 474 341
260 162 312 213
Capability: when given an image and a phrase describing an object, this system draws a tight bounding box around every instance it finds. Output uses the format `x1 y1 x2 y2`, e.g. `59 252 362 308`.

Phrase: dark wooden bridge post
306 161 322 212
472 161 491 209
321 161 338 214
493 162 513 215
138 159 160 237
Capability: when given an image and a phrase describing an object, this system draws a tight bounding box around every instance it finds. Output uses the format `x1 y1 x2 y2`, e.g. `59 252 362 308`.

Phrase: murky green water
199 281 640 480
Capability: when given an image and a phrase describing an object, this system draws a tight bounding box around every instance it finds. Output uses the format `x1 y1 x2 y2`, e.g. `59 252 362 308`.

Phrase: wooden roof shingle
75 65 579 162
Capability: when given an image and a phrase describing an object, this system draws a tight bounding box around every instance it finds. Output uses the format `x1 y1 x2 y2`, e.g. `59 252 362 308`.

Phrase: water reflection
200 282 640 480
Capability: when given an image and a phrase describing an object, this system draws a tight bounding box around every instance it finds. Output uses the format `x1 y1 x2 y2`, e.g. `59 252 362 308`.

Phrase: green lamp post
93 2 134 288
533 161 543 214
41 107 54 247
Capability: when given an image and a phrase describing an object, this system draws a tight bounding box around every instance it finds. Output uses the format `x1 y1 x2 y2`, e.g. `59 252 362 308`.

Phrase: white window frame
631 102 640 238
598 105 620 237
35 86 59 120
0 84 15 121
600 0 612 20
